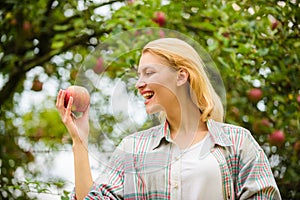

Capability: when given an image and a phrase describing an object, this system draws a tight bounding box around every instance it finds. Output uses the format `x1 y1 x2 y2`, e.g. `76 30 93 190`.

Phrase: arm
56 89 93 199
73 142 93 199
237 131 281 200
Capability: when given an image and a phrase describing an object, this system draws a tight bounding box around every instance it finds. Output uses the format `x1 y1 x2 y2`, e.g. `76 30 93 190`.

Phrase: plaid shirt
71 119 281 200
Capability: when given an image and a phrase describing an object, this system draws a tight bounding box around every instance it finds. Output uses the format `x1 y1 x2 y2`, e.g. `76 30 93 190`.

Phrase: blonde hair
142 38 224 122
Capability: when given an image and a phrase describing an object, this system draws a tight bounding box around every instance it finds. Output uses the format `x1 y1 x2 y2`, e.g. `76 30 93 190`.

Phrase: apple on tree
127 0 135 5
93 58 105 74
247 88 263 103
271 19 280 30
268 130 285 146
294 141 300 157
152 11 166 27
294 141 300 152
64 86 90 112
296 94 300 104
252 118 272 135
22 21 33 37
31 78 43 91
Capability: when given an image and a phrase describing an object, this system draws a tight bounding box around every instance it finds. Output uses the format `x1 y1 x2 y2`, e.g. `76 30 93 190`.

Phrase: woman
56 38 281 199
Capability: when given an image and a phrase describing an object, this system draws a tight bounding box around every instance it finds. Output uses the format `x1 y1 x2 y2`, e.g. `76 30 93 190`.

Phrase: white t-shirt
171 134 224 200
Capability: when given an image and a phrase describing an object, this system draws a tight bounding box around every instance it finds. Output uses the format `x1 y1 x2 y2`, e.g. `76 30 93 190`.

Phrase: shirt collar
206 119 232 147
152 121 171 150
152 119 232 150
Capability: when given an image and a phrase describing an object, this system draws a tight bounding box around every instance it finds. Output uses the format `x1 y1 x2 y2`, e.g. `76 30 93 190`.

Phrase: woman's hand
56 89 90 148
56 89 93 199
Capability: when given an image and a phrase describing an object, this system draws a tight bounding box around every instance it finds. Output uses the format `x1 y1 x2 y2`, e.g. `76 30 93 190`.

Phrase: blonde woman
56 38 281 199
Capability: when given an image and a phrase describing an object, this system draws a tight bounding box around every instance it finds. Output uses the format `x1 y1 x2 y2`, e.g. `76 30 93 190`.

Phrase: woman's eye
145 72 154 75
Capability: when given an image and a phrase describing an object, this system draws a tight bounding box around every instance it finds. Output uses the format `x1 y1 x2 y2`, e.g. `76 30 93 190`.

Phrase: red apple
127 0 135 5
261 118 272 127
93 58 105 74
247 88 263 102
252 118 272 135
23 21 31 32
271 20 279 30
294 141 300 153
64 86 90 112
31 78 43 91
268 130 285 146
152 11 166 27
296 94 300 104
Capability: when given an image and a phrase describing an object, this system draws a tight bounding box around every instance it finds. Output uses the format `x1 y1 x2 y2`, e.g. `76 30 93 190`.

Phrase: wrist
72 139 88 151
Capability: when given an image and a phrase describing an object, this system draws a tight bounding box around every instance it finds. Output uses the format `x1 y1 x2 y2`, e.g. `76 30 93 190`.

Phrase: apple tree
0 0 299 199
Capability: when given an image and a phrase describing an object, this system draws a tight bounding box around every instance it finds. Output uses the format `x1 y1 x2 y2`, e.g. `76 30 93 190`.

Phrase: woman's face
136 52 179 114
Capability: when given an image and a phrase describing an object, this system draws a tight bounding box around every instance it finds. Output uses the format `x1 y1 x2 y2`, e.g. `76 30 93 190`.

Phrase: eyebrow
137 65 156 75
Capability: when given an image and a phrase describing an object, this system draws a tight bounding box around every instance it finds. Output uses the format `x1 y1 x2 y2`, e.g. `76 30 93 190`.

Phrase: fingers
63 97 73 123
56 90 83 143
56 89 61 108
56 90 72 123
56 89 65 110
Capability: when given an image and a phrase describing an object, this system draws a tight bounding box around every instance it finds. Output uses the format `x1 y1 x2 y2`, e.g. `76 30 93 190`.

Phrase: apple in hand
64 86 90 112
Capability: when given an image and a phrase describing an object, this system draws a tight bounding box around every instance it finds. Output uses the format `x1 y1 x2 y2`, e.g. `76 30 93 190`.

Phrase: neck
165 96 208 148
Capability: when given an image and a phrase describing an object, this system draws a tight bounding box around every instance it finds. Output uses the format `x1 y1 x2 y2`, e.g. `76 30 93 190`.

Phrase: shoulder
222 122 252 139
224 122 259 148
211 120 250 135
117 123 165 152
209 120 262 154
216 120 256 141
127 123 164 139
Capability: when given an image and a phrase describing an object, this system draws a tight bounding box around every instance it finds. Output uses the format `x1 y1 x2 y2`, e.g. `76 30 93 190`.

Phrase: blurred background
0 0 299 199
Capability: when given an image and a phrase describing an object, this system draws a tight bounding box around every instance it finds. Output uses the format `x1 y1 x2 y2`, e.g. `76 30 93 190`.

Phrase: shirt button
174 183 178 188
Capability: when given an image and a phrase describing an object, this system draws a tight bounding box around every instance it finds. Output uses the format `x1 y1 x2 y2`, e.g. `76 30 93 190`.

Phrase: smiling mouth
142 92 154 100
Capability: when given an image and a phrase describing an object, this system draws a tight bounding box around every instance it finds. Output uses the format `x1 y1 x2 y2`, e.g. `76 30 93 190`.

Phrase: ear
176 68 189 86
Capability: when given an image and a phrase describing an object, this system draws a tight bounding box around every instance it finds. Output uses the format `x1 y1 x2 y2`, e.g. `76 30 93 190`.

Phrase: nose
135 77 146 89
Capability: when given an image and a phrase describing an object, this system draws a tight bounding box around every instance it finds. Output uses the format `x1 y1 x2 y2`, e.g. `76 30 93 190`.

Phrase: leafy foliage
0 0 299 199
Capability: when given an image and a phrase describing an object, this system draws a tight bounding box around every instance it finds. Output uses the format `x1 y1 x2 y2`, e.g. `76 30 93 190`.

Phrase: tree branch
0 29 110 108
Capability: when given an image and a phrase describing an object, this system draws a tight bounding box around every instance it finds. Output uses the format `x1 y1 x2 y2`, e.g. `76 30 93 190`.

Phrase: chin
145 104 163 115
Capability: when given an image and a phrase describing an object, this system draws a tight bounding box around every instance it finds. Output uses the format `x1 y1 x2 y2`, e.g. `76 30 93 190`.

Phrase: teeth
142 92 154 99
